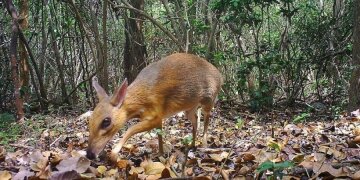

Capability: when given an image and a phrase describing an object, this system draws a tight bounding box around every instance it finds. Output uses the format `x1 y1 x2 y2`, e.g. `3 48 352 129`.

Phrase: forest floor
0 102 360 179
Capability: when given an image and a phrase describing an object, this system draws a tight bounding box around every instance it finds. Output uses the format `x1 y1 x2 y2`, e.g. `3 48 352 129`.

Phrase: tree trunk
4 0 25 121
349 0 360 111
18 0 30 102
90 1 109 91
47 1 69 104
123 0 147 83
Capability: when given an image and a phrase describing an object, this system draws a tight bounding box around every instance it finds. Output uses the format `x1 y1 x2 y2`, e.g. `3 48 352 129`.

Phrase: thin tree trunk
102 0 109 91
123 0 147 83
89 1 109 91
47 0 69 104
4 0 25 121
18 0 30 102
348 0 360 111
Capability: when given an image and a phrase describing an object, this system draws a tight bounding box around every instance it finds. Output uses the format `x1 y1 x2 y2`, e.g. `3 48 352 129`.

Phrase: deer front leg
110 117 162 162
186 106 198 148
157 124 164 155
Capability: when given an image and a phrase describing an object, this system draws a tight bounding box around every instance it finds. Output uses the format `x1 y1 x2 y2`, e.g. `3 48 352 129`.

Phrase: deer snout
86 148 96 159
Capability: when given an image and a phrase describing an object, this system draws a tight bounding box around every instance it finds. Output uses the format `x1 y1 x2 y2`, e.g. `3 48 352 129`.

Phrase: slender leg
157 124 164 155
110 117 162 161
186 106 198 147
202 111 210 147
202 102 213 147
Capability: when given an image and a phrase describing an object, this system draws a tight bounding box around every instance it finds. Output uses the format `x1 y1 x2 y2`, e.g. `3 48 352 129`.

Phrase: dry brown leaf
254 149 277 163
354 127 360 136
209 151 229 162
0 147 6 162
117 159 129 169
56 156 90 173
97 165 107 175
241 153 255 162
284 124 301 133
239 166 250 175
282 176 300 180
185 167 193 176
160 168 171 178
291 154 304 164
36 165 52 179
50 170 80 180
146 174 162 179
0 171 11 180
352 171 360 180
144 162 165 175
201 166 216 172
49 153 62 166
354 136 360 143
313 162 350 178
106 168 118 176
13 170 35 180
299 160 313 169
129 166 144 175
30 150 44 163
30 157 49 176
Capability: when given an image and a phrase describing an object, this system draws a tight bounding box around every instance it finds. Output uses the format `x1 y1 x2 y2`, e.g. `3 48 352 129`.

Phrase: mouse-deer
86 53 223 161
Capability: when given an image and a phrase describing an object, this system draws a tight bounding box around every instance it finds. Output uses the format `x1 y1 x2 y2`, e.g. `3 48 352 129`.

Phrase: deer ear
110 78 128 107
92 77 108 101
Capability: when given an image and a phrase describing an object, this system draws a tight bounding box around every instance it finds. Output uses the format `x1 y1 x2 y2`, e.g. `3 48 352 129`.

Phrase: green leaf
257 161 274 172
273 161 294 169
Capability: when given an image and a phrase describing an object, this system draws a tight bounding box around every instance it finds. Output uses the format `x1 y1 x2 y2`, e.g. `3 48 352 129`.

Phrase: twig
215 148 233 180
160 178 193 180
181 146 191 177
49 135 63 147
10 143 34 149
197 148 231 153
171 165 181 177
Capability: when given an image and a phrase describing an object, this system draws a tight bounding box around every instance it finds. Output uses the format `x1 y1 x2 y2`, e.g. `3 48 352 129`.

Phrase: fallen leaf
160 168 171 178
13 170 35 180
0 147 5 162
106 168 118 176
354 127 360 136
313 162 349 178
352 171 360 180
354 136 360 143
97 165 107 175
239 166 250 175
56 156 90 173
291 154 304 164
241 153 255 162
50 170 80 180
129 166 144 175
144 162 165 175
0 171 11 180
117 159 128 169
209 151 229 162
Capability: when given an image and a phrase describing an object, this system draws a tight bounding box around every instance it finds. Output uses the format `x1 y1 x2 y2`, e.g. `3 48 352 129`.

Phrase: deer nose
86 148 96 160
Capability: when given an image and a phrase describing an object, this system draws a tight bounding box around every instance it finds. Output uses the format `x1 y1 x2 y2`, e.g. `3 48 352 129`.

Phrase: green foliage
293 112 310 123
155 128 164 136
182 135 193 146
257 160 294 179
0 113 21 146
235 117 244 129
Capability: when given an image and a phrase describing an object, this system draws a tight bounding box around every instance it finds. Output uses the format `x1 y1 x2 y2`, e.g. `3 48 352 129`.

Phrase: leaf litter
0 104 359 179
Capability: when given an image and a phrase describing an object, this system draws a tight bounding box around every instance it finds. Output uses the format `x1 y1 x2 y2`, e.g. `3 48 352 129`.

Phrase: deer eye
101 117 111 129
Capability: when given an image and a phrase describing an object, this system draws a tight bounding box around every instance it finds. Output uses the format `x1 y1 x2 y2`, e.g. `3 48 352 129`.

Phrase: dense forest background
1 0 360 179
0 0 359 119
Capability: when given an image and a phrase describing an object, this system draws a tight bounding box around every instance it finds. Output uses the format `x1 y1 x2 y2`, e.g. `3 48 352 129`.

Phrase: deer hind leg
185 106 198 147
201 97 215 147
